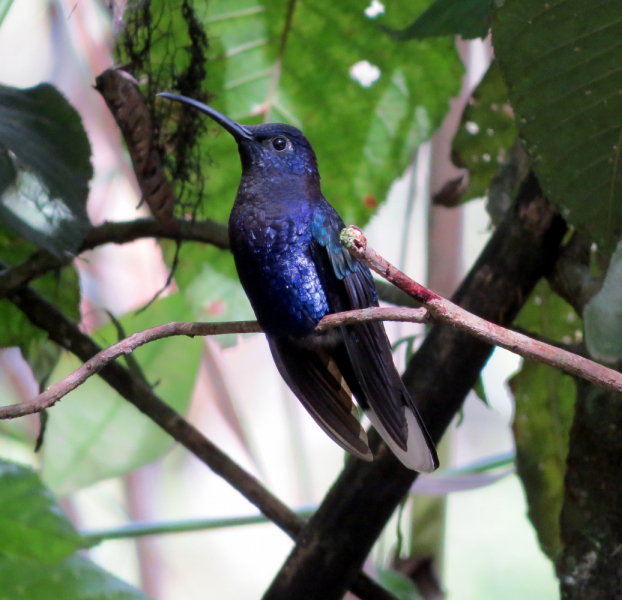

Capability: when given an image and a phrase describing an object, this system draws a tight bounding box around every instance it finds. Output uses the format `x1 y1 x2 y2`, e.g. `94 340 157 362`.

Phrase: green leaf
42 293 201 495
0 554 150 600
452 62 518 203
515 280 581 343
377 568 423 600
584 240 622 363
509 362 575 562
0 460 149 599
0 225 80 352
382 0 491 41
472 375 489 405
204 0 461 223
510 281 579 561
0 83 92 256
0 459 85 563
492 0 622 253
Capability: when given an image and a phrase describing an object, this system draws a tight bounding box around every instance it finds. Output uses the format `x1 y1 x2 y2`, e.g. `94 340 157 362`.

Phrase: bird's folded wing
267 336 372 461
311 203 438 471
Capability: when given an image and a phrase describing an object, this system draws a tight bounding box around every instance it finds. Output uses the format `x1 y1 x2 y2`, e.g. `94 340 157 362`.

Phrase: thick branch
0 250 67 299
547 231 601 315
4 285 397 600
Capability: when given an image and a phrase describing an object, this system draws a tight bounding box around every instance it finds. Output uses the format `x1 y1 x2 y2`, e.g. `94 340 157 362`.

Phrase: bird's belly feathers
229 207 329 338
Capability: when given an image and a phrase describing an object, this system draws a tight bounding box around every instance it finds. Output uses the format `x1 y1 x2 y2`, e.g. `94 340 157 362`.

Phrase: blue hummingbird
158 93 438 472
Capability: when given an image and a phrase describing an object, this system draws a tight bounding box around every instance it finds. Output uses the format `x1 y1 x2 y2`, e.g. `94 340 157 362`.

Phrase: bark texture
558 380 622 600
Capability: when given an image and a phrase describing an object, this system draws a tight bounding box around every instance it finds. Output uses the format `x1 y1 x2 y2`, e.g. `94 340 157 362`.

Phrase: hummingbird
158 93 438 472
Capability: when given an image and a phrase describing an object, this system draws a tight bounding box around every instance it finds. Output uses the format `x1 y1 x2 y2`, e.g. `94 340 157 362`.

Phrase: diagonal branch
4 284 398 600
0 308 428 420
341 227 622 393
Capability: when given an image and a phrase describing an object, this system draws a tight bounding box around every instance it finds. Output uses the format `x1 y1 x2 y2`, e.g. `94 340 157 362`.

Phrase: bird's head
158 93 319 183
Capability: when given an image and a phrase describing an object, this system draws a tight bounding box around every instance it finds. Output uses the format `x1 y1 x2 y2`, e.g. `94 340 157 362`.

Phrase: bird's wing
311 203 438 473
268 336 372 462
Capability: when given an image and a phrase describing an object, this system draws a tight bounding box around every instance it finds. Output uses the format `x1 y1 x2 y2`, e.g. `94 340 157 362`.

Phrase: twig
5 285 398 600
0 308 427 420
80 217 230 252
341 226 622 394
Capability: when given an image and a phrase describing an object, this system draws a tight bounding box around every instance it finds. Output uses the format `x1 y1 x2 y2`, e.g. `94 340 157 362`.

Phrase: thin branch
261 0 297 121
4 285 398 600
0 308 427 420
80 217 230 252
341 226 622 394
0 217 229 300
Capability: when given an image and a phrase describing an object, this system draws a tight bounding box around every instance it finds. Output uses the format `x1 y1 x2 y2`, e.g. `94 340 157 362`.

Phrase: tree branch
0 307 428 420
3 284 398 600
80 217 230 252
0 217 230 300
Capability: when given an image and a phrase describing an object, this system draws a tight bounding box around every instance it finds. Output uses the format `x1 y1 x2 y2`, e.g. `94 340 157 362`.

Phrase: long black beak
157 93 253 142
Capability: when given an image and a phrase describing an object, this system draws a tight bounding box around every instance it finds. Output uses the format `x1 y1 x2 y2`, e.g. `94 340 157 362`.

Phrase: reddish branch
0 308 427 420
341 226 622 394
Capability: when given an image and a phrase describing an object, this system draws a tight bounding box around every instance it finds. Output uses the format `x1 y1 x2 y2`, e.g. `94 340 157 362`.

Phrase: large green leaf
0 225 80 352
510 362 575 561
382 0 491 41
509 281 579 561
0 555 150 600
185 262 255 348
0 84 92 256
42 293 201 495
0 460 149 599
0 459 85 563
200 0 462 224
584 240 622 363
377 568 423 600
493 0 622 253
123 0 462 283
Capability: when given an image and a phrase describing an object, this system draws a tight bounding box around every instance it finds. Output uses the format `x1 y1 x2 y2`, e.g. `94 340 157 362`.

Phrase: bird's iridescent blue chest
229 200 330 337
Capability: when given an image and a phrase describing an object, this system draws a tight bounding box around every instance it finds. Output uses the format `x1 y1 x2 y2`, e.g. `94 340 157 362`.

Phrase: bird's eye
272 137 287 151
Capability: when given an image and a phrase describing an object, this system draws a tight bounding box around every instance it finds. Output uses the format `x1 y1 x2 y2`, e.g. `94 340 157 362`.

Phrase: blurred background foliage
0 0 621 598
